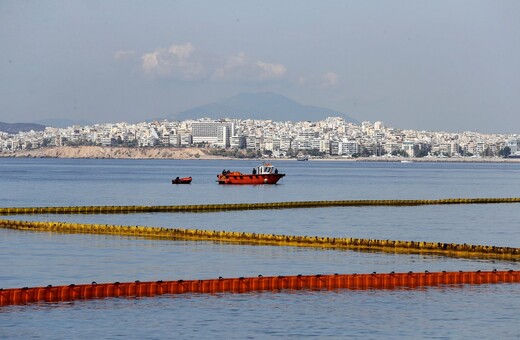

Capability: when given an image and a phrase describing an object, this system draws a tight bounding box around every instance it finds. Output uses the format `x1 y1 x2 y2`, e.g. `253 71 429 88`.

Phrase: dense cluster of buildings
1 117 519 158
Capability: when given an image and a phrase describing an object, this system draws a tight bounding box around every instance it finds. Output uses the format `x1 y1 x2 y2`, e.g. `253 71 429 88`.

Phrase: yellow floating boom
1 197 520 215
1 219 519 261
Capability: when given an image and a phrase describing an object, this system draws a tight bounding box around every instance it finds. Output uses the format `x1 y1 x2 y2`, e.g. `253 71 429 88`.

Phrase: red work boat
217 163 285 185
172 177 192 184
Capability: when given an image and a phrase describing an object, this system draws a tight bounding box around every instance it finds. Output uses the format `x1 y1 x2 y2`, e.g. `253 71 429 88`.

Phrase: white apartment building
318 139 330 153
230 135 246 149
506 139 519 154
341 139 359 155
192 121 234 147
384 142 401 155
402 141 415 157
246 136 260 150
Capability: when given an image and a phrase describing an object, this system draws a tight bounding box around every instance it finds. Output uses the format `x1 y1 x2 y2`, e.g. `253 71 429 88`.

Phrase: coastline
0 146 224 160
1 146 520 163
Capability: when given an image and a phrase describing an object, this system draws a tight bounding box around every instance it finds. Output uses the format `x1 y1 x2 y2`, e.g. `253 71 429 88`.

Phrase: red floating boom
1 270 519 307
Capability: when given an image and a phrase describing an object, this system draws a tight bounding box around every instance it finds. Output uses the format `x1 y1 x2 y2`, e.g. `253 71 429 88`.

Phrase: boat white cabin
254 163 279 175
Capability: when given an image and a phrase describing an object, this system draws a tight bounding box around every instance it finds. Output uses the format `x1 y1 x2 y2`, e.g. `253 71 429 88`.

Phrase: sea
1 158 520 339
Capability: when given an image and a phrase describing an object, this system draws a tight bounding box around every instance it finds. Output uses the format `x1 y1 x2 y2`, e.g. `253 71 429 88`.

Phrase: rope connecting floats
2 270 519 306
2 219 519 260
1 197 520 215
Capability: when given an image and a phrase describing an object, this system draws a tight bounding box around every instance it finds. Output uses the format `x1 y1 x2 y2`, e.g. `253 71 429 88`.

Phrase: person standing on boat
252 168 257 174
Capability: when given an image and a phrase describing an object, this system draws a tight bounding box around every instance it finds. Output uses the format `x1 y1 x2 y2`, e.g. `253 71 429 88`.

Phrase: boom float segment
1 219 520 260
1 197 520 215
1 270 519 306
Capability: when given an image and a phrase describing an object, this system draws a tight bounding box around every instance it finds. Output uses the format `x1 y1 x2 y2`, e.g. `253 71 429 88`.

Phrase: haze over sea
2 158 520 339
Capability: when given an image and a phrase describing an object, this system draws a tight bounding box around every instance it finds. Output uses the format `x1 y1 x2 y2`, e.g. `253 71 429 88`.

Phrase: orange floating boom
1 270 519 307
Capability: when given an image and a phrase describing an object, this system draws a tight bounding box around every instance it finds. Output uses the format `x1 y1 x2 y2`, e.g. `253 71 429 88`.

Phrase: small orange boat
217 163 285 185
172 177 192 184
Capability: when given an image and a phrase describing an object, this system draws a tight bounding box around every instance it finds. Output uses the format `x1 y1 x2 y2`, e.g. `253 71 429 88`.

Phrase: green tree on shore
499 146 511 158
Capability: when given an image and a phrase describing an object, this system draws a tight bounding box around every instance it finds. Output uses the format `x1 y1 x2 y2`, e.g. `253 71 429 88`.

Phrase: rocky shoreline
1 146 519 163
0 146 222 160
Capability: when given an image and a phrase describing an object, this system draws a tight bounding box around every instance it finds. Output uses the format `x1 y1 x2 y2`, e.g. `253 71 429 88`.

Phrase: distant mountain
33 118 94 128
169 92 359 123
0 122 46 134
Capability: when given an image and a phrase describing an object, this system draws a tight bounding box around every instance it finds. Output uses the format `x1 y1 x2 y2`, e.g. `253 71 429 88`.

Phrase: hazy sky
1 0 519 133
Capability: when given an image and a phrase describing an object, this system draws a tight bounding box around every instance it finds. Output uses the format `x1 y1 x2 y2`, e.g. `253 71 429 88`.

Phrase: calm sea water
1 158 520 339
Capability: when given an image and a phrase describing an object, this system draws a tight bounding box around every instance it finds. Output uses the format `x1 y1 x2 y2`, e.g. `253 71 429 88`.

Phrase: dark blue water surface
1 158 520 339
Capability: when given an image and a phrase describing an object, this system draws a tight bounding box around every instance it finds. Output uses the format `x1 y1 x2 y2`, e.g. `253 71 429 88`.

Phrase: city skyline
1 1 519 133
3 116 519 160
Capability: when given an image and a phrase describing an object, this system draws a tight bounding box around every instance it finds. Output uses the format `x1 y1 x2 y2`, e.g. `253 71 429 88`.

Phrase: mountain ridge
169 92 359 123
0 122 46 134
33 118 94 128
